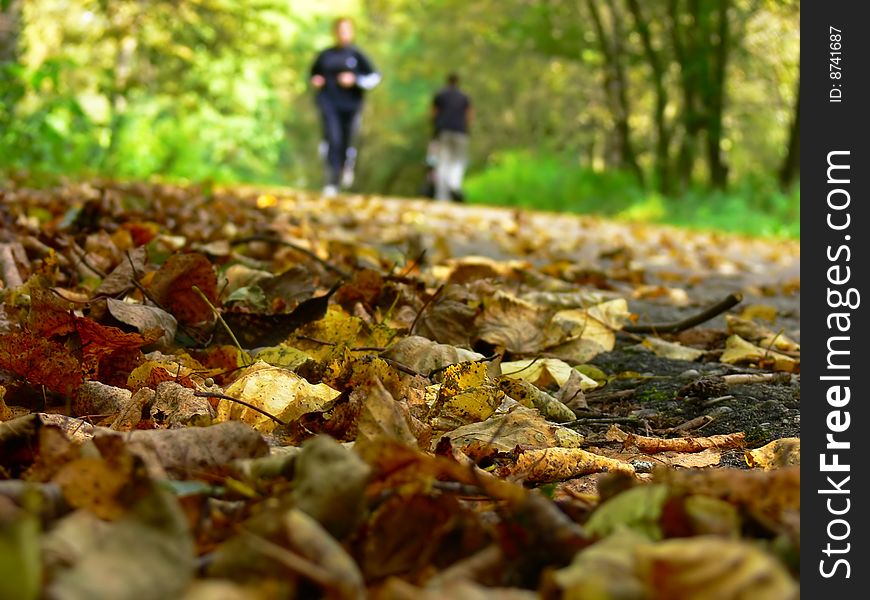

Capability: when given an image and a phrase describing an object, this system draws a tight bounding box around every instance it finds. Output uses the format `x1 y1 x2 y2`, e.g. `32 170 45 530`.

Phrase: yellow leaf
720 335 798 372
745 438 800 470
216 361 340 433
500 358 596 390
641 337 705 361
475 291 554 353
636 536 799 600
506 447 635 482
254 344 313 370
444 406 585 453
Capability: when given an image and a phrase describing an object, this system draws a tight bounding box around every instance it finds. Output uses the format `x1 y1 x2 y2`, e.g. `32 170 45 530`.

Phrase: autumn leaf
145 252 219 325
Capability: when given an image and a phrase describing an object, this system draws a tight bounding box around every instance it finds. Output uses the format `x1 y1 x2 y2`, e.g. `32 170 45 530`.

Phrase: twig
380 357 424 377
585 389 636 404
192 285 252 366
427 353 500 379
67 241 107 278
231 234 351 279
194 391 287 426
124 251 206 346
410 284 445 335
562 416 641 426
721 372 791 386
399 249 427 277
701 394 735 408
500 356 542 377
239 531 339 590
297 334 335 346
660 415 715 434
624 292 743 334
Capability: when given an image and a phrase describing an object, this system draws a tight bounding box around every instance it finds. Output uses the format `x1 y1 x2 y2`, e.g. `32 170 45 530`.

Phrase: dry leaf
443 406 584 453
624 431 745 453
720 334 799 372
641 337 705 361
216 361 341 433
146 252 219 325
636 536 799 600
475 291 554 353
506 447 635 482
745 438 800 470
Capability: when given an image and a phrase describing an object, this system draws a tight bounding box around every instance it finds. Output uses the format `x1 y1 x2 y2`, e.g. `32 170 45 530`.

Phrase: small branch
297 334 335 346
380 357 424 377
192 285 252 366
427 353 500 379
585 389 636 404
562 416 641 427
232 235 351 279
194 391 287 426
239 531 339 590
410 284 444 335
125 251 206 346
722 372 791 386
399 249 427 277
624 292 743 334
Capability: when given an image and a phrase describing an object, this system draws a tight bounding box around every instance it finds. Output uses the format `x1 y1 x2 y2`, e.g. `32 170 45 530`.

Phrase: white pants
434 131 469 201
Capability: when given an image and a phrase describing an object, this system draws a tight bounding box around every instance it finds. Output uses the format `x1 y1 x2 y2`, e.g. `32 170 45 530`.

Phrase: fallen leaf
642 337 705 361
720 334 799 372
585 484 669 540
216 361 341 433
500 358 595 391
146 252 219 325
382 335 484 376
745 438 800 470
106 298 177 349
624 431 745 453
290 435 371 538
505 447 635 482
443 406 584 453
475 291 554 353
636 536 799 599
496 378 575 423
428 362 503 430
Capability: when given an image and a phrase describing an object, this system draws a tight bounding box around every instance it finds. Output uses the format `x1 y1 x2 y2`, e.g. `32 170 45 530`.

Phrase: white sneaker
322 185 338 197
340 166 355 189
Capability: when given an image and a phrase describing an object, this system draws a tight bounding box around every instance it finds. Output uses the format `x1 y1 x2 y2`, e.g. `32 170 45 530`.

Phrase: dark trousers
318 100 361 186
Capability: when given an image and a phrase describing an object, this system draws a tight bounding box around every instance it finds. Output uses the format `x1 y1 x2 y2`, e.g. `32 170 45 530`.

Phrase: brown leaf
745 437 800 470
624 431 745 454
0 331 83 395
146 252 219 325
506 447 635 482
475 291 554 353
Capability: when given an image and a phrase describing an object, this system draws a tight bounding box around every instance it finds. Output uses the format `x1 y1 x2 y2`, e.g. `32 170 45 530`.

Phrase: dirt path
255 190 801 449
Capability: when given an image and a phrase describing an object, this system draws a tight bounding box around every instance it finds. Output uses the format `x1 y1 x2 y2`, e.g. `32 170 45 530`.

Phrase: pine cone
677 376 728 400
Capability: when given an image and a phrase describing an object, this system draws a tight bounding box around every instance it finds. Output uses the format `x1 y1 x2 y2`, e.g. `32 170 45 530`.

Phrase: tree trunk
779 74 800 189
668 0 702 189
626 0 672 192
586 0 643 184
0 0 23 133
704 0 730 188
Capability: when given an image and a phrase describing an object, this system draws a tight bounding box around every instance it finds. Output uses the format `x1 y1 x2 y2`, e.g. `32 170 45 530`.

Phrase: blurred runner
432 73 472 201
310 17 381 197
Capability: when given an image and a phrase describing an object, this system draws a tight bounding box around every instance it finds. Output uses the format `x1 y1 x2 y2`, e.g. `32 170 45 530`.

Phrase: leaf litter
0 182 799 598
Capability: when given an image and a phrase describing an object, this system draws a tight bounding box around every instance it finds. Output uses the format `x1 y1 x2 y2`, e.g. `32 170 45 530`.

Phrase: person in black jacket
432 73 472 201
310 17 381 196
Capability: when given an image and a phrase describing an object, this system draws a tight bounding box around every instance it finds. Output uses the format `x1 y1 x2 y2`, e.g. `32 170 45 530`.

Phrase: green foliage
465 151 800 238
0 0 800 238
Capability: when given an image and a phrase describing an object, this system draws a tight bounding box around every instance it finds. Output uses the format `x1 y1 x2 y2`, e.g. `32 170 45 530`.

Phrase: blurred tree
1 0 800 204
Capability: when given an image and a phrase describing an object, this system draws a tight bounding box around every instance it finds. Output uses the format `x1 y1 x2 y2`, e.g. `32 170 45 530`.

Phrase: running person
432 73 472 201
310 17 381 196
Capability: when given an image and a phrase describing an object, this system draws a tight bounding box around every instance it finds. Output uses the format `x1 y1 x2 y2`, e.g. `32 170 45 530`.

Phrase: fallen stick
624 292 743 334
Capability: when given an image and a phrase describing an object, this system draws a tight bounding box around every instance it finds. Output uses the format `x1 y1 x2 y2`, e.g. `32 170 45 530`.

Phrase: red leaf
146 252 219 325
